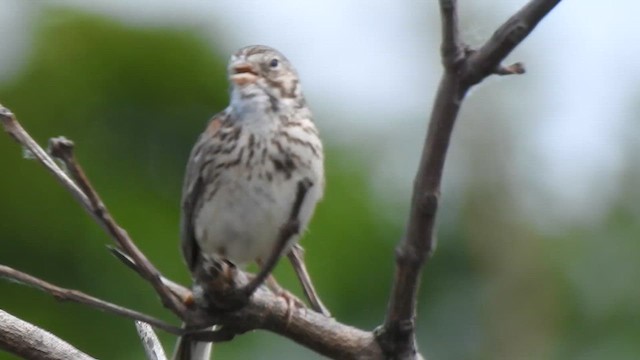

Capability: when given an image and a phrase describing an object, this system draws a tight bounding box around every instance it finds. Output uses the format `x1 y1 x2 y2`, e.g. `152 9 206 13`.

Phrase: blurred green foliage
0 8 400 360
1 5 640 360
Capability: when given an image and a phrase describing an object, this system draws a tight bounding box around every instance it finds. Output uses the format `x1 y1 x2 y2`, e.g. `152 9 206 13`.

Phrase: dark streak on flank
272 153 296 179
214 147 245 170
280 118 319 136
229 126 242 142
301 125 319 136
205 182 219 202
241 93 258 101
278 130 320 158
227 147 245 168
219 141 238 154
270 138 285 154
246 134 256 166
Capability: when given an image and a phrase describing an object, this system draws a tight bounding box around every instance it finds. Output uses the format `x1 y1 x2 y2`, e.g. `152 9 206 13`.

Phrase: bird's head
228 45 303 107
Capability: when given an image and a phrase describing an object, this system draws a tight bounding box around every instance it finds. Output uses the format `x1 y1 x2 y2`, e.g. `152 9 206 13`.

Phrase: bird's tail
172 325 214 360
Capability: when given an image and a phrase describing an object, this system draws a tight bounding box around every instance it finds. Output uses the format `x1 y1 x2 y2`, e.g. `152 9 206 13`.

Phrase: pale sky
1 0 639 228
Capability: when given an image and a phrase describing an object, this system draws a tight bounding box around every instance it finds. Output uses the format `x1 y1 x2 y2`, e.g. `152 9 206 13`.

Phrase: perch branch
0 265 183 335
193 269 383 359
378 0 561 358
117 253 385 359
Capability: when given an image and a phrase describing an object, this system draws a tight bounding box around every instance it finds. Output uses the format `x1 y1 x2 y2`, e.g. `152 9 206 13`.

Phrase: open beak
230 62 258 86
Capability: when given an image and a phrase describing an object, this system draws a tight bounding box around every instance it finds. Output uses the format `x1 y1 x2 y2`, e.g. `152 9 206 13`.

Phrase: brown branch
47 137 103 212
378 0 562 358
189 267 384 359
0 105 186 318
253 292 382 360
110 251 384 359
439 0 463 71
0 107 91 210
47 137 187 317
464 0 562 85
0 309 96 360
494 62 526 75
0 265 183 335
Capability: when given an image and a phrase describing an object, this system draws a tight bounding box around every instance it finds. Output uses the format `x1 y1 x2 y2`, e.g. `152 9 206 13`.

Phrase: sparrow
174 45 326 360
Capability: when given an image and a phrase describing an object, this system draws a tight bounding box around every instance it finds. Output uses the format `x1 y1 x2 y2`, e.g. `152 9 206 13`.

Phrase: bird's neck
229 88 306 124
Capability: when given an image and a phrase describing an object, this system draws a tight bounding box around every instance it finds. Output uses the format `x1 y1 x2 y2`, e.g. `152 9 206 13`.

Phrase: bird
174 45 326 360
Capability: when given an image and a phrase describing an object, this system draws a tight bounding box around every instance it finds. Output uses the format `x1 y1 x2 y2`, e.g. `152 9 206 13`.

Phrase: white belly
194 170 321 265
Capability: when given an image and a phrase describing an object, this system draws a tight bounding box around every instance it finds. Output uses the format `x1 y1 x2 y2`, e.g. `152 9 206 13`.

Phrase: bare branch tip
0 104 17 134
495 62 526 76
0 104 14 119
48 136 75 160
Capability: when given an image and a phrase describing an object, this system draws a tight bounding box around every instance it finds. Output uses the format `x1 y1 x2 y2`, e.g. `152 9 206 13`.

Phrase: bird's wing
180 109 229 272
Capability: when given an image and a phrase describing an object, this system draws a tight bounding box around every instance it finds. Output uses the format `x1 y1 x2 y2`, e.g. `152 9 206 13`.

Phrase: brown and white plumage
174 45 324 360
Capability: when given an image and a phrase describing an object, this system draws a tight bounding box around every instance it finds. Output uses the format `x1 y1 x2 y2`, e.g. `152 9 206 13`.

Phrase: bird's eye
269 58 279 68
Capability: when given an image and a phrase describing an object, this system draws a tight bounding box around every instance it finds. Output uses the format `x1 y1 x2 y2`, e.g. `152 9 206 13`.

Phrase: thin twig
464 0 562 85
378 0 562 358
494 62 526 75
0 265 183 335
135 321 168 360
439 0 463 71
47 137 187 317
0 106 186 317
47 137 102 211
0 106 90 210
108 246 193 303
287 244 331 316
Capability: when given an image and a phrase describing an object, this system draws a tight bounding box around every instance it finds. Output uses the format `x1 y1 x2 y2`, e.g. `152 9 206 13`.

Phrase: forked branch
47 136 187 317
378 0 562 358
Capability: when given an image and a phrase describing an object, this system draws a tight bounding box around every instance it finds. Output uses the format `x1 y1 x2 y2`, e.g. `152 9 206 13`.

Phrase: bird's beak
230 62 258 86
